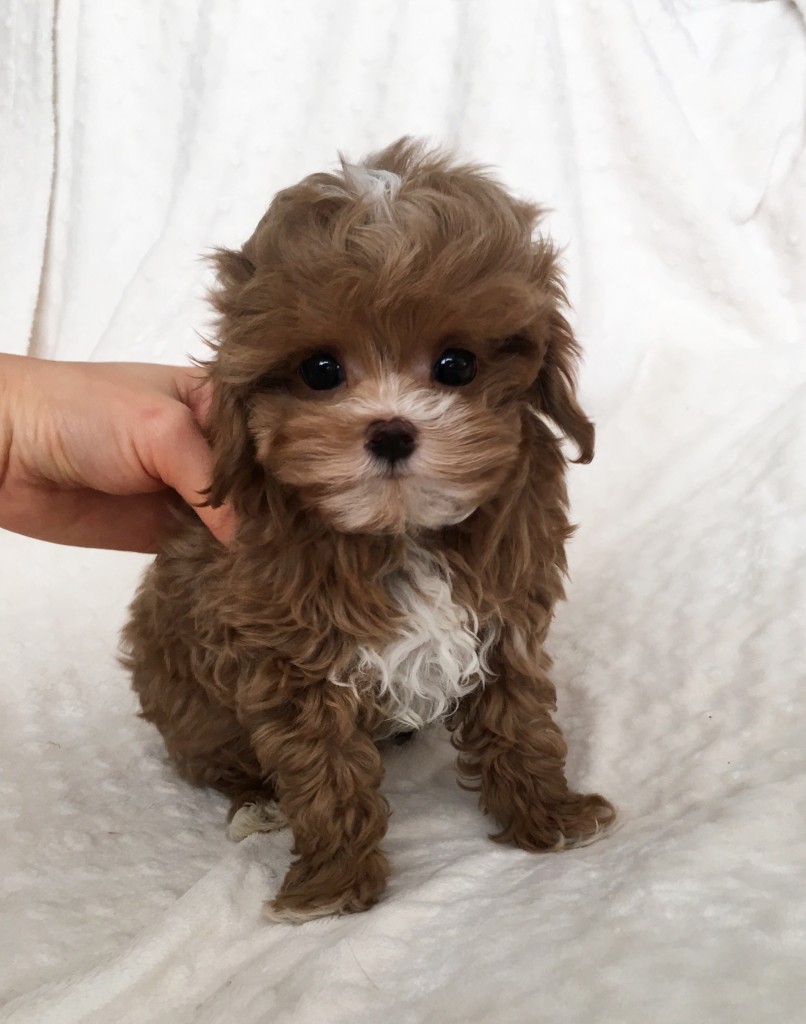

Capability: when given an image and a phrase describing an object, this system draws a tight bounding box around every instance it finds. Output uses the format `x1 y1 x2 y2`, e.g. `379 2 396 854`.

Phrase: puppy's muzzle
365 418 418 464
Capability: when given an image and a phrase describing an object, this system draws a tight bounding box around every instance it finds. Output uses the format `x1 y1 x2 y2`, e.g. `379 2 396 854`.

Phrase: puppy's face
249 333 530 535
208 140 592 534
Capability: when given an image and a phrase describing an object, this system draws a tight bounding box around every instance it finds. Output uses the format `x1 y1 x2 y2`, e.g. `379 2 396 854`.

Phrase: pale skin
0 354 236 553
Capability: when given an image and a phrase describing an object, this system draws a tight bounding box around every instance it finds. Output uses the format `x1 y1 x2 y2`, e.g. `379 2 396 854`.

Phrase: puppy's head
206 138 593 534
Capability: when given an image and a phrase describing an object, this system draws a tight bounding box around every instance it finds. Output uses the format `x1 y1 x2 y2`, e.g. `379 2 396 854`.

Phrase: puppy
122 138 615 923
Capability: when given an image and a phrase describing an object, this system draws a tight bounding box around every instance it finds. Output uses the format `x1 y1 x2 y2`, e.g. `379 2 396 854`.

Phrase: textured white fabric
2 1 806 1021
0 0 55 355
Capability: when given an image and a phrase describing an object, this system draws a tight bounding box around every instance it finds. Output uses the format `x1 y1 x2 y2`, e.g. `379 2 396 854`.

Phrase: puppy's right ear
203 246 263 511
204 379 261 511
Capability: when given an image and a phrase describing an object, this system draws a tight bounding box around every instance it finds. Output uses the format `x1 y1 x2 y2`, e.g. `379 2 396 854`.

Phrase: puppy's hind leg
127 607 286 839
226 789 289 842
152 710 285 840
177 754 286 842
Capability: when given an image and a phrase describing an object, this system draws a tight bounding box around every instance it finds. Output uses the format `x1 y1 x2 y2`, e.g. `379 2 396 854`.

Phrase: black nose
365 418 418 463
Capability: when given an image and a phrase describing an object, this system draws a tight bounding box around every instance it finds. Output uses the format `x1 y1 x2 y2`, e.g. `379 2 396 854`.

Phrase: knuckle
142 402 194 444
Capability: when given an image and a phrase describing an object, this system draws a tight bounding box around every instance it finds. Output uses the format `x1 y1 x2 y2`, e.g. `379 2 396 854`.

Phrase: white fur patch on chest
335 541 493 732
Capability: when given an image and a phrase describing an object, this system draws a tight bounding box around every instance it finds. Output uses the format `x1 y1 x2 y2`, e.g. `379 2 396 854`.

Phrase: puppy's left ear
532 303 595 465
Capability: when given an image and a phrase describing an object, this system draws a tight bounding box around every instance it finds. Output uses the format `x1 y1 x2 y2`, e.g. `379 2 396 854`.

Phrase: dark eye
299 353 345 391
433 348 477 387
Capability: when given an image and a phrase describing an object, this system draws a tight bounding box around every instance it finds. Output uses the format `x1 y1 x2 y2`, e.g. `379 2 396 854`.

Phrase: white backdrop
2 2 806 1022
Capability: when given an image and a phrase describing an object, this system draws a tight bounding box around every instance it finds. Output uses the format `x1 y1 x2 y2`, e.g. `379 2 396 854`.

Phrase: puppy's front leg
246 680 390 923
449 641 615 852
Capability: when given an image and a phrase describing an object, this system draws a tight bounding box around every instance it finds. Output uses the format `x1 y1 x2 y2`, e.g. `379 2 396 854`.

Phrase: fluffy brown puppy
122 139 615 923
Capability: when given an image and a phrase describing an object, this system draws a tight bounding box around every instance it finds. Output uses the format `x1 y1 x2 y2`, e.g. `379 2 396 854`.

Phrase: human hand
0 355 236 553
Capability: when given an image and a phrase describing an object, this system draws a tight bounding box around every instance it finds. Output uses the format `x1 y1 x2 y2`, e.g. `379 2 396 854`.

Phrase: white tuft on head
341 162 402 202
315 159 403 218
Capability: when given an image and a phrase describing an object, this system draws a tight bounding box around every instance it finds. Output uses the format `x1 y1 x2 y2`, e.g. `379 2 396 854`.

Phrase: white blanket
2 1 806 1021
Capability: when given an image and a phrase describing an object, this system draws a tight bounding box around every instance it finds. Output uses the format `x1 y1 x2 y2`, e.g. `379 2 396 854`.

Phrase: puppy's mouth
370 458 414 481
277 443 490 534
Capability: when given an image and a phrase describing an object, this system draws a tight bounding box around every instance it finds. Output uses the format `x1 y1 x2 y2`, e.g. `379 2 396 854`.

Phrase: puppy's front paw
495 792 616 853
264 850 390 924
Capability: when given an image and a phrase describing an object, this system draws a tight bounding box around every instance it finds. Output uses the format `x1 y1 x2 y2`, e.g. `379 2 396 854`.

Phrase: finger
145 406 237 547
192 495 238 547
168 369 236 542
172 366 214 428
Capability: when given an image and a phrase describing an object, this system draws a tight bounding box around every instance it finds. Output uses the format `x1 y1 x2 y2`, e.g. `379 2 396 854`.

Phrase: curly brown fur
122 138 615 922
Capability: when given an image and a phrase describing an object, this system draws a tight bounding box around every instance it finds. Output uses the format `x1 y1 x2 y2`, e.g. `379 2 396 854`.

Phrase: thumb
147 405 237 546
